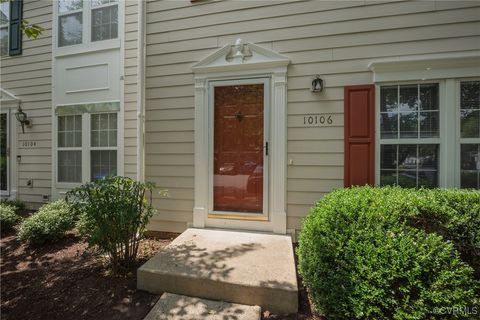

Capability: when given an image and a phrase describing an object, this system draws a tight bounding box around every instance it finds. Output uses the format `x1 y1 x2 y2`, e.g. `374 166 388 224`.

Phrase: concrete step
144 293 261 320
138 228 298 314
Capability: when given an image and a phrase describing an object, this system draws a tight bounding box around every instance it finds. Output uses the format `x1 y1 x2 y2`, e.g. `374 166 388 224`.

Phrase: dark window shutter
9 0 23 56
344 85 375 187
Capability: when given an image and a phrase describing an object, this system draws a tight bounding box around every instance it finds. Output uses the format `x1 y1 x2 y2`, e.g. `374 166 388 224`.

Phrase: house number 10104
303 115 333 125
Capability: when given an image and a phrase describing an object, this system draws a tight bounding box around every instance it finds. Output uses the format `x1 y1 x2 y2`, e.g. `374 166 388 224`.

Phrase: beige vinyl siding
144 0 480 232
0 0 52 208
123 0 139 179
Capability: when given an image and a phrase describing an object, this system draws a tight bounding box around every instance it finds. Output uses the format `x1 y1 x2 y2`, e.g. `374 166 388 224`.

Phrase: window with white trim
57 0 118 48
459 80 480 188
0 1 9 56
379 83 440 188
56 112 118 184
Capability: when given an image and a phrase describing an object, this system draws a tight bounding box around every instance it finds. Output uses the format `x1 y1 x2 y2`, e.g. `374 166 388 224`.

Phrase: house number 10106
303 115 333 125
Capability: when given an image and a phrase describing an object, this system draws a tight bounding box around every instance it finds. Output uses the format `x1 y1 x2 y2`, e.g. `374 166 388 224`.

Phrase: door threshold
207 213 269 221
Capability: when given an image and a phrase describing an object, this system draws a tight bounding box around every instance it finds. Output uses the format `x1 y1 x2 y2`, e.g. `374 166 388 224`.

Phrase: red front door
213 84 265 213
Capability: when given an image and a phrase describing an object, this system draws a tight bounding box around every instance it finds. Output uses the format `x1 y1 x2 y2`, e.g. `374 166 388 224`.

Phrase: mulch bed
1 229 321 320
1 231 172 320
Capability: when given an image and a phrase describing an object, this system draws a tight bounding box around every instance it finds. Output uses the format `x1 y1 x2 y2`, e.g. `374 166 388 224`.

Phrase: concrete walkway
138 228 298 314
143 293 261 320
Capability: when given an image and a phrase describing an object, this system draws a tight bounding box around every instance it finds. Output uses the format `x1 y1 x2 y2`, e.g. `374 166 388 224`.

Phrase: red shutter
344 85 375 187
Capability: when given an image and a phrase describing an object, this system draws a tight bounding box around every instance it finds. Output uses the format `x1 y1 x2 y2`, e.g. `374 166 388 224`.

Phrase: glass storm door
0 111 9 194
213 82 268 214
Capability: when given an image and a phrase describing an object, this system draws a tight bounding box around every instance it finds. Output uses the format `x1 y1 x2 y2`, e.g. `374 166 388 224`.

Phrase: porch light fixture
15 106 32 133
311 75 324 92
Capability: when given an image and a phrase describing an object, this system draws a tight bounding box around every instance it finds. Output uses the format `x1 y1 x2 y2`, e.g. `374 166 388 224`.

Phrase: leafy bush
0 203 22 232
298 186 480 320
18 200 75 245
67 176 156 273
1 199 26 213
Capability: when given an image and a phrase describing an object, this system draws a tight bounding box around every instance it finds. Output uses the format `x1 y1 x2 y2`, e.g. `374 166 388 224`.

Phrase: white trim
369 52 480 82
1 109 10 196
192 40 289 234
136 0 145 181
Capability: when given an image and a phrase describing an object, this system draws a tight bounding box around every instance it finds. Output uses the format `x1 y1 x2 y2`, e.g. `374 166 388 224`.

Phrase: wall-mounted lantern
15 106 32 133
311 75 324 92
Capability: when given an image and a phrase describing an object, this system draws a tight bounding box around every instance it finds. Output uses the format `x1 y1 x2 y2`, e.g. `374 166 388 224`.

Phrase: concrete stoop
138 228 298 314
144 293 261 320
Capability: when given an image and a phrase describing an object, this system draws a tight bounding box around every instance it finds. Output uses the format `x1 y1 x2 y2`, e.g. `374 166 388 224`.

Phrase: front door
0 111 9 195
211 80 269 217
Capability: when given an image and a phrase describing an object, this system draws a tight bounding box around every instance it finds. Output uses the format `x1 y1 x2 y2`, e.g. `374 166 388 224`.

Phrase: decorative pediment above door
192 38 290 74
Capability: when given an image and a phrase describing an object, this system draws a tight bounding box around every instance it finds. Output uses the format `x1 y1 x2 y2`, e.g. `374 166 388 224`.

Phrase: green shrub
18 200 75 245
0 203 22 232
66 176 156 274
1 199 26 213
298 186 480 320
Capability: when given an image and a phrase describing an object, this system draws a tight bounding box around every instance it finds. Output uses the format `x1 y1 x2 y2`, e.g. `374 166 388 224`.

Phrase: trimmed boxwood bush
298 186 480 320
18 200 75 245
0 203 22 232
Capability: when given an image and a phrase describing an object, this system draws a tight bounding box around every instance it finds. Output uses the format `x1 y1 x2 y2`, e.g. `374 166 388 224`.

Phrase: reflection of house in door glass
213 84 264 213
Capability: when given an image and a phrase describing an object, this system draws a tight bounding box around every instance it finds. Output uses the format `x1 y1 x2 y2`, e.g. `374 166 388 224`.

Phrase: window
91 0 118 42
90 113 117 181
0 1 9 56
57 0 118 47
56 112 118 184
459 80 480 188
379 83 440 188
58 0 83 47
57 115 82 182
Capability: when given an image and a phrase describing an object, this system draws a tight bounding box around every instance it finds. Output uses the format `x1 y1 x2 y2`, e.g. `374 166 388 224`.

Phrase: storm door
211 80 269 215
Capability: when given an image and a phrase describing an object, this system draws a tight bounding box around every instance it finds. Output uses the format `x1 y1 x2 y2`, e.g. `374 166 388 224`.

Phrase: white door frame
0 109 10 196
191 40 290 234
208 78 270 220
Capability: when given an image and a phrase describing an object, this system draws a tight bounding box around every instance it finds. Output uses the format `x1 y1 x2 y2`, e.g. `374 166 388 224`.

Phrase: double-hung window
0 1 9 56
57 0 118 48
90 113 117 181
378 78 480 189
459 80 480 188
379 83 440 188
57 112 118 184
57 115 83 183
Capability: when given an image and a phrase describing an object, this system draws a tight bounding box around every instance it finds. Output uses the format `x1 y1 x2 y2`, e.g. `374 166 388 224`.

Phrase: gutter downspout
136 0 145 182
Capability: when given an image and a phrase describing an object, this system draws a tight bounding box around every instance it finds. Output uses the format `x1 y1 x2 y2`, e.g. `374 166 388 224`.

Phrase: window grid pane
58 0 83 13
58 115 82 148
460 81 480 139
91 5 118 42
460 144 480 189
91 113 117 147
380 84 439 139
58 12 83 47
58 150 82 183
380 144 439 188
91 150 117 181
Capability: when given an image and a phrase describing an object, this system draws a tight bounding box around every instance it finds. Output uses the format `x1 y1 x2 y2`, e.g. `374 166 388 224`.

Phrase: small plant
67 176 156 274
298 186 480 320
0 203 22 232
18 200 75 245
1 199 27 213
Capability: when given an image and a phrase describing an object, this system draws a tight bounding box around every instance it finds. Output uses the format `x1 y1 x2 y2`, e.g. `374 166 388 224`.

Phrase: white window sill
55 39 121 58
